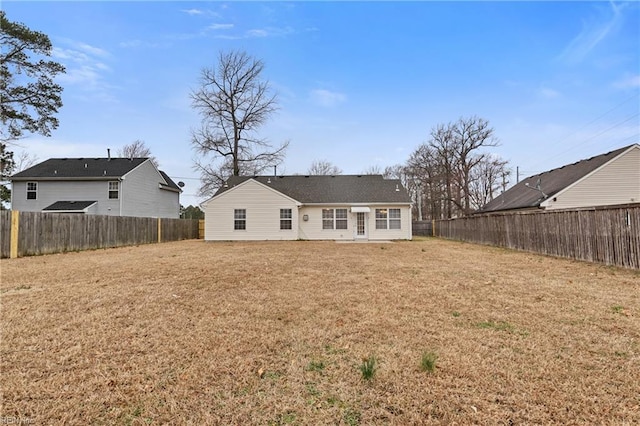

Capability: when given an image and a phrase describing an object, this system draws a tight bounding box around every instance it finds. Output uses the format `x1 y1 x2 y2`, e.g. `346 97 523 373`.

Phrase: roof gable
211 174 412 204
480 144 639 213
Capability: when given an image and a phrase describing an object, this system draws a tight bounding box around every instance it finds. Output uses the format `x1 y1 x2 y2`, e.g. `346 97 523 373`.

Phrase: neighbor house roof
213 175 411 204
11 158 148 180
43 201 97 212
11 157 181 192
479 144 638 213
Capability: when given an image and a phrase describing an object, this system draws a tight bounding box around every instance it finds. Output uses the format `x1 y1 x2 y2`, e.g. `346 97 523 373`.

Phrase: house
10 157 182 218
479 143 640 213
202 174 412 241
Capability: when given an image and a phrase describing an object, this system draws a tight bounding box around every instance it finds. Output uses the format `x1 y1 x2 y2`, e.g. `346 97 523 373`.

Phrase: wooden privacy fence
435 205 640 269
0 211 200 259
412 220 434 237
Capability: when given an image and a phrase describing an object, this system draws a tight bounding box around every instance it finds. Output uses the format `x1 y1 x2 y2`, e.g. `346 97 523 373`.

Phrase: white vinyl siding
203 180 298 241
298 205 412 241
11 180 121 215
541 146 640 210
120 160 180 218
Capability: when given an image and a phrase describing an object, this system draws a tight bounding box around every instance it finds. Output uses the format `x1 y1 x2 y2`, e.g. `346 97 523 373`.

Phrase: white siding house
203 175 412 241
11 157 181 218
480 144 640 213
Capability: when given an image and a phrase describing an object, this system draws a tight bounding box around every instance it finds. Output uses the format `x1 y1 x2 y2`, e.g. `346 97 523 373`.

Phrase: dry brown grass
1 238 639 425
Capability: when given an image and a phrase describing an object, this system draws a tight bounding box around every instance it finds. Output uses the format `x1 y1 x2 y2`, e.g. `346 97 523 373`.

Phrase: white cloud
613 74 640 89
558 2 627 64
182 9 203 16
309 89 347 107
52 39 115 103
208 23 234 31
538 86 561 99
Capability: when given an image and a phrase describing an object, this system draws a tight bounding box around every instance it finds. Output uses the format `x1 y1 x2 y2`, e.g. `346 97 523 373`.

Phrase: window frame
26 182 38 200
280 208 292 230
108 181 119 200
322 208 348 230
376 208 402 230
234 209 246 230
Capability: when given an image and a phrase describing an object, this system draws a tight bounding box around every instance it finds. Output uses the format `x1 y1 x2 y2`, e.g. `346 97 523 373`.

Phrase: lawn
1 238 639 425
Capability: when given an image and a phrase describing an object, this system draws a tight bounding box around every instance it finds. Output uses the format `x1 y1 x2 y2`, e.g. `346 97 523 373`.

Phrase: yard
1 238 639 425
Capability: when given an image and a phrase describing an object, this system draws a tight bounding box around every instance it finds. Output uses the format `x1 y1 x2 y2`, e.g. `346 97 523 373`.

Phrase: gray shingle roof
43 201 97 211
479 144 637 213
11 158 148 179
11 157 181 192
214 175 411 204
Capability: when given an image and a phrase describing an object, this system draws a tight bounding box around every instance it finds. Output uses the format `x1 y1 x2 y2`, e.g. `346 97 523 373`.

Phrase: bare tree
308 159 342 175
361 164 382 175
405 116 505 219
191 50 288 197
13 149 38 172
468 155 510 210
117 140 158 167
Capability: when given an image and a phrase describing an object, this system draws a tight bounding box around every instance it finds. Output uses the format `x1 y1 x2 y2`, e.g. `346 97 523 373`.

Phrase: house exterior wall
297 205 412 240
542 146 640 210
203 180 299 240
11 180 121 215
120 161 180 218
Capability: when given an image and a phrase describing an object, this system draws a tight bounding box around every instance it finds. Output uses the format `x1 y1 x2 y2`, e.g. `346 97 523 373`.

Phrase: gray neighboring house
10 157 181 218
202 174 412 241
479 143 640 213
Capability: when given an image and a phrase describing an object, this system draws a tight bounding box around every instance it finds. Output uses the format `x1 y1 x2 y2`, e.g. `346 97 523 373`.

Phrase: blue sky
5 1 639 207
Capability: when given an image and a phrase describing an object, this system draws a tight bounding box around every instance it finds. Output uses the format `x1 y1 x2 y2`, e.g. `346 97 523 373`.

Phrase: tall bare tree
191 50 288 197
468 155 510 210
308 159 342 175
405 116 506 219
117 140 158 167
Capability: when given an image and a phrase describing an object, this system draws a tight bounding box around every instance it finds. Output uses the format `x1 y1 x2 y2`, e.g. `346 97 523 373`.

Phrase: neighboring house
479 143 640 213
202 175 412 241
11 157 181 218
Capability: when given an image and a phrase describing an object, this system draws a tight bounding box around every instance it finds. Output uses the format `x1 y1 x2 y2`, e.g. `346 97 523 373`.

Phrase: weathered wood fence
0 211 200 259
412 220 434 237
434 205 640 269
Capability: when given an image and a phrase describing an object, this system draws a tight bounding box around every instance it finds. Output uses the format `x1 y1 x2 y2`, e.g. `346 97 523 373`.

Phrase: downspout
119 177 124 216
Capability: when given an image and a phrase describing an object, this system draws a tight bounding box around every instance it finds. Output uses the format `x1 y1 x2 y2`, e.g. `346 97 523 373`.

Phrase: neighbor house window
322 208 348 230
234 209 246 230
376 208 402 230
108 181 119 199
26 182 37 200
280 209 292 230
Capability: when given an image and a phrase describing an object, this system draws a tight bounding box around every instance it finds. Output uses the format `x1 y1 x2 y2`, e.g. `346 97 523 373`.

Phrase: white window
27 182 37 200
376 208 402 230
322 208 348 230
280 209 292 230
108 181 119 199
234 209 246 230
389 208 401 229
375 209 388 229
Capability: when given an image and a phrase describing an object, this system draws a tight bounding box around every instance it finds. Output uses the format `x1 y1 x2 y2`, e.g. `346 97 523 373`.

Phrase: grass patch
420 351 438 373
359 355 377 381
476 320 515 332
305 360 325 373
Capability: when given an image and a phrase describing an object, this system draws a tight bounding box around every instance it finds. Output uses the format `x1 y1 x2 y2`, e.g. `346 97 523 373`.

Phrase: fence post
157 218 162 243
10 210 19 259
199 219 205 239
432 219 436 237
